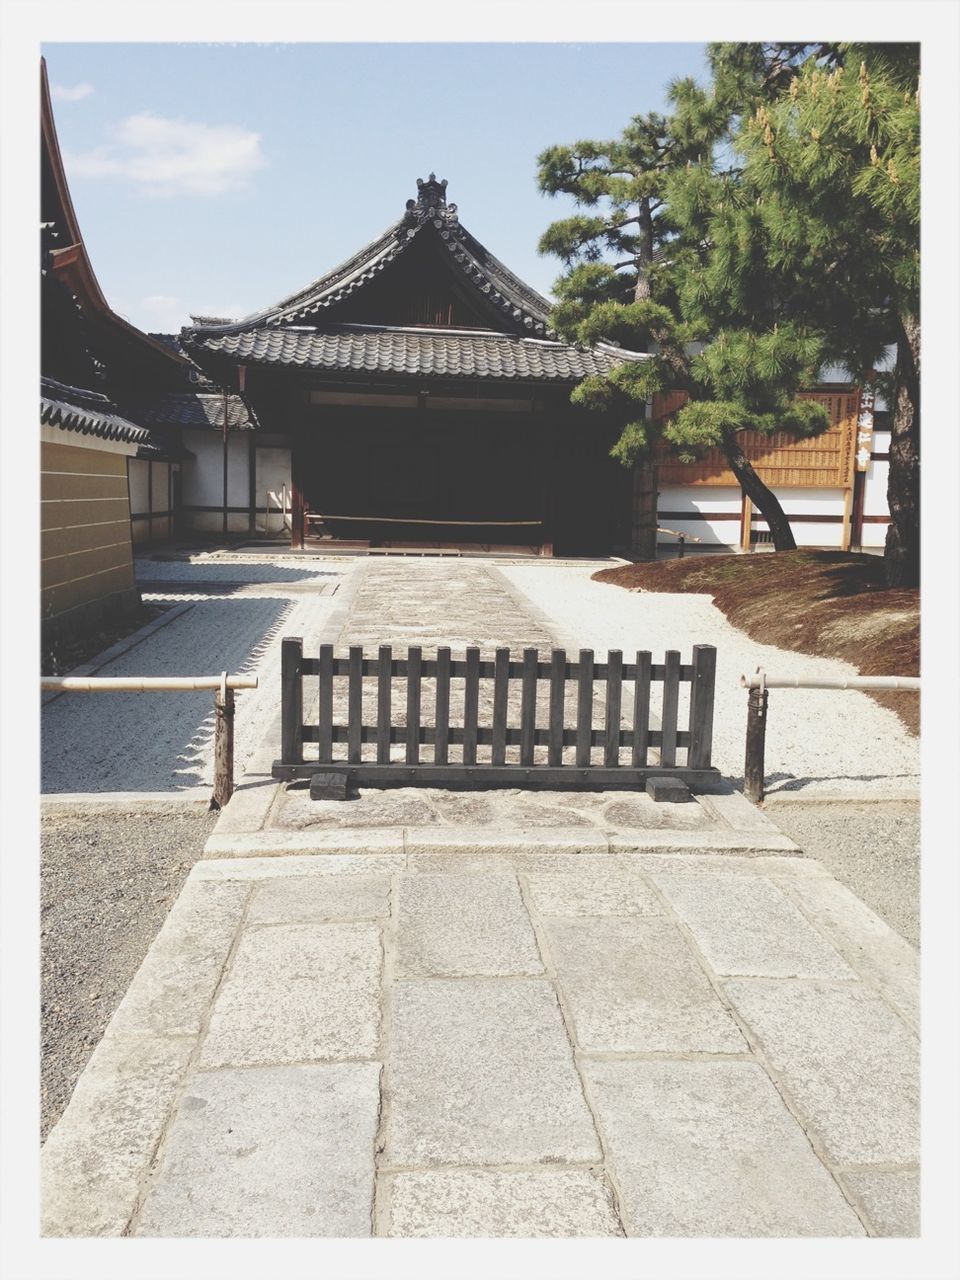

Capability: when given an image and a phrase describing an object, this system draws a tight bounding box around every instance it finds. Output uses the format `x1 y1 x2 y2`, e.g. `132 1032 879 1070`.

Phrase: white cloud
51 82 94 103
64 113 265 197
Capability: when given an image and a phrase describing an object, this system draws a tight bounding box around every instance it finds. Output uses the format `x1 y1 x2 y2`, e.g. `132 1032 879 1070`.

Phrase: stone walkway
41 557 921 1238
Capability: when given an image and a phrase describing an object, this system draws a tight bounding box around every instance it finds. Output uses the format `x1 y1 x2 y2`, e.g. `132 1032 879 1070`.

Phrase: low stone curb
42 789 211 817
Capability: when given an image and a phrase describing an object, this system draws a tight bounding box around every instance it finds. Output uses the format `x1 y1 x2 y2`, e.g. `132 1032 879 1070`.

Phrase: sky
42 42 710 334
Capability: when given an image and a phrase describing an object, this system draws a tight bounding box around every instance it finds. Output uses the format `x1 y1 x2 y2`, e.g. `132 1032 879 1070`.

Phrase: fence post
688 644 717 769
744 684 768 803
213 674 235 809
281 637 303 767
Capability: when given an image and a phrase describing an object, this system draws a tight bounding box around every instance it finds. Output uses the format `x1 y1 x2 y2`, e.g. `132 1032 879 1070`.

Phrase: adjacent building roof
41 377 156 448
182 174 648 383
192 323 647 383
138 391 257 430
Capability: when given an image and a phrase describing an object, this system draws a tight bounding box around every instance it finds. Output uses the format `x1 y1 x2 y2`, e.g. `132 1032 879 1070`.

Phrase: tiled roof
185 324 649 382
41 377 155 447
138 391 255 430
183 175 557 341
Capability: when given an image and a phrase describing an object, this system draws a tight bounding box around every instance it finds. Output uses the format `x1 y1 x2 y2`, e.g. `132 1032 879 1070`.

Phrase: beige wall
41 438 136 622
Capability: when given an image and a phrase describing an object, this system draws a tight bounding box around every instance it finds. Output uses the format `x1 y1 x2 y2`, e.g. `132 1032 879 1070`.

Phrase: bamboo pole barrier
41 676 259 692
740 667 919 803
740 672 920 691
40 673 258 808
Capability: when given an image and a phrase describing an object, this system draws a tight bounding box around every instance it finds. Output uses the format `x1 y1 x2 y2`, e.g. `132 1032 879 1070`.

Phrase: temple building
175 175 648 556
42 49 892 598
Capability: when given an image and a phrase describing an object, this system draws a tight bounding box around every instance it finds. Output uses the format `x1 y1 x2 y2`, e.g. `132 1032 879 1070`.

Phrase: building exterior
42 55 893 575
177 175 649 556
40 59 190 649
651 386 892 555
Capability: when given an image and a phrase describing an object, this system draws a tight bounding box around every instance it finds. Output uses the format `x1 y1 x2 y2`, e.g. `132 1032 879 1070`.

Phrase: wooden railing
273 639 718 794
41 673 258 809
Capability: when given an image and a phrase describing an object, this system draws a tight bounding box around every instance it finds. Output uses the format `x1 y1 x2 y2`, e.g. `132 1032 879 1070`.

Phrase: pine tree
732 45 920 585
537 49 835 553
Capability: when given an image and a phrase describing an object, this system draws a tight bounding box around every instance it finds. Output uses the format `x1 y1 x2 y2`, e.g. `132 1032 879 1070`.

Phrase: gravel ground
41 808 217 1140
764 801 920 947
501 564 920 797
42 561 352 794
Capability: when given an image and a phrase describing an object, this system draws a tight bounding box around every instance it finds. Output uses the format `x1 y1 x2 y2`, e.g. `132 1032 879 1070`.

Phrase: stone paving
40 556 921 1238
40 850 919 1238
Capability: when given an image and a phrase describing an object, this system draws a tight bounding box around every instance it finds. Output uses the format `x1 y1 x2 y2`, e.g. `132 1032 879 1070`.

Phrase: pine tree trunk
721 428 797 551
883 314 920 588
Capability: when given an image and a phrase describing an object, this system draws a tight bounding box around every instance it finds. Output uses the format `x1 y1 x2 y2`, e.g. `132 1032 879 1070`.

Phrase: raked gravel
42 563 353 794
500 564 919 797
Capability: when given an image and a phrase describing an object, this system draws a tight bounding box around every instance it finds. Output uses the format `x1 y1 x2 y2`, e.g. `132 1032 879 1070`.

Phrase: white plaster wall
128 458 149 514
150 462 171 513
181 429 249 510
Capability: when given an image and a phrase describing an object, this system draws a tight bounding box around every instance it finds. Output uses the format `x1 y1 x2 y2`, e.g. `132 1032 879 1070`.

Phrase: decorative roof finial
403 174 458 233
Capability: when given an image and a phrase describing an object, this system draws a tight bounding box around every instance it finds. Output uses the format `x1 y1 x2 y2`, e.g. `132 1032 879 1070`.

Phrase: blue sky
43 42 709 334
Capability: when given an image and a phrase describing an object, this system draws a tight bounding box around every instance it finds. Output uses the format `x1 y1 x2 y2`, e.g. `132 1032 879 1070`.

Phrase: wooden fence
273 639 718 792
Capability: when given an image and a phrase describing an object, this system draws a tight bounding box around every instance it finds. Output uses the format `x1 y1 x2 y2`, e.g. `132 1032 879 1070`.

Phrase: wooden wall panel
652 391 861 489
41 439 136 622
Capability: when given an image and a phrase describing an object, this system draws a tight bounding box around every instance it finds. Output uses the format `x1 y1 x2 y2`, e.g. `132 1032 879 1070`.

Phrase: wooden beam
740 494 753 552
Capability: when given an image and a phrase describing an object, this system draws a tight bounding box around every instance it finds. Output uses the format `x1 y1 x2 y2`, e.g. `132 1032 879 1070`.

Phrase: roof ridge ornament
403 173 459 235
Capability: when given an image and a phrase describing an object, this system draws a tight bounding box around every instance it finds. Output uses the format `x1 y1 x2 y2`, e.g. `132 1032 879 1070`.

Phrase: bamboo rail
40 672 258 807
740 667 919 803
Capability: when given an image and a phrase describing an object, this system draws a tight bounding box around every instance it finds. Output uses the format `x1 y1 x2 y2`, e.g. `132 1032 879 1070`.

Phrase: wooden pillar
631 462 658 561
290 439 304 549
539 417 555 557
248 432 257 535
739 494 753 552
743 686 768 804
212 683 235 809
850 469 866 551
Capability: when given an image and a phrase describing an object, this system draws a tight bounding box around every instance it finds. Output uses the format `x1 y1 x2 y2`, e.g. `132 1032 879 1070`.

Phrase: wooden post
222 388 230 537
687 644 717 769
604 650 623 767
660 650 681 767
213 678 235 810
740 494 753 552
631 462 659 561
744 685 769 804
280 638 303 767
248 432 257 536
290 442 304 549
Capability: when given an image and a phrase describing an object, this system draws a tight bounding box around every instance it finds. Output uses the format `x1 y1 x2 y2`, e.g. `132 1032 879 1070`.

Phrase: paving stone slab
386 978 601 1166
523 870 663 917
773 873 919 1030
697 790 787 833
199 921 381 1068
584 1059 865 1237
384 1169 622 1237
543 916 745 1053
135 1063 381 1237
396 874 542 976
42 1034 193 1236
650 871 854 979
248 874 390 924
204 829 406 858
277 788 439 830
403 827 611 856
109 880 249 1036
193 853 407 879
602 795 713 829
405 852 624 876
840 1168 920 1237
626 852 828 876
724 978 920 1165
608 831 800 853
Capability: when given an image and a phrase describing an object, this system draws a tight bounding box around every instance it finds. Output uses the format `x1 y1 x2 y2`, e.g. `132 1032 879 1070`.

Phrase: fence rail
740 666 920 803
273 639 718 794
41 672 258 808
